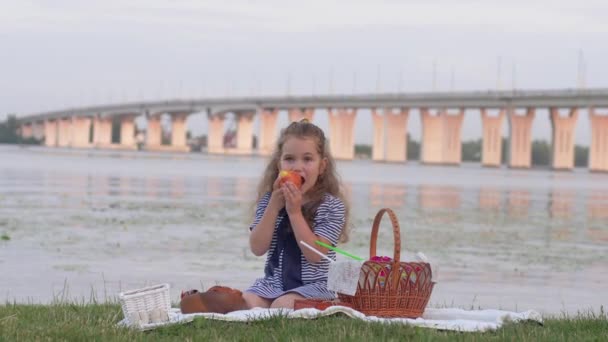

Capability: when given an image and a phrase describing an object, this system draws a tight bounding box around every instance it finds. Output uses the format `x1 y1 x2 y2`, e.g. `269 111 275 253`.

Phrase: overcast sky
1 0 607 145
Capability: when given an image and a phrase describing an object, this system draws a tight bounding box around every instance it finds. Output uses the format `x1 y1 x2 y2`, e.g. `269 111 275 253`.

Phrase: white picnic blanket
118 306 543 332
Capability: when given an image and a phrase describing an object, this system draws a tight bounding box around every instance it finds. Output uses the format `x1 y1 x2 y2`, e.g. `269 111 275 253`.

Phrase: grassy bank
0 304 606 341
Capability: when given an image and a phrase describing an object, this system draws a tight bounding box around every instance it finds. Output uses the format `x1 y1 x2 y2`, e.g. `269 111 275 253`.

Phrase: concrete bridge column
508 108 535 168
328 108 356 160
21 123 33 139
71 116 92 148
145 115 162 149
442 109 464 165
170 112 190 152
481 109 505 167
57 117 72 147
93 116 113 147
119 115 137 149
420 109 444 164
33 121 45 141
550 108 578 170
44 119 58 146
371 109 385 161
421 109 463 164
258 108 279 156
385 108 409 162
207 113 225 154
589 108 608 172
234 111 255 155
288 108 314 123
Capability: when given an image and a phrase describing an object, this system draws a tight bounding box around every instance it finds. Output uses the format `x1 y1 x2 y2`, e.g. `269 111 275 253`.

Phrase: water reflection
207 177 222 198
145 177 160 198
548 189 575 219
170 178 185 198
369 184 407 208
588 191 608 219
478 187 502 210
418 185 461 210
507 190 530 218
26 170 608 227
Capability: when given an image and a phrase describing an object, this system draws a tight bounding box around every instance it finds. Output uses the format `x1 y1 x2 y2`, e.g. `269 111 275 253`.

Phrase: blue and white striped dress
245 192 346 300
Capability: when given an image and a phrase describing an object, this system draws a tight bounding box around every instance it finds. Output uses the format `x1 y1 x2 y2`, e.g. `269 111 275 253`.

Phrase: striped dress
245 192 346 300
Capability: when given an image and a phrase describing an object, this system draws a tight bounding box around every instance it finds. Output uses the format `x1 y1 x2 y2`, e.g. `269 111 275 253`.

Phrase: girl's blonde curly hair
255 119 350 243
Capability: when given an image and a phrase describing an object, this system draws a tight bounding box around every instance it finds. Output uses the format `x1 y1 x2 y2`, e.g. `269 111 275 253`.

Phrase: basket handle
369 208 401 262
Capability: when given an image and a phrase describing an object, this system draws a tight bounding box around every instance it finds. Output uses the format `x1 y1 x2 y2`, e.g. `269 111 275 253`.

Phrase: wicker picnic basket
337 208 435 318
119 283 171 326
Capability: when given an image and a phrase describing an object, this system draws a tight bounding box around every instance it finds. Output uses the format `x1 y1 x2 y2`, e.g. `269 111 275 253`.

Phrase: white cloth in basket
117 306 542 332
327 260 364 295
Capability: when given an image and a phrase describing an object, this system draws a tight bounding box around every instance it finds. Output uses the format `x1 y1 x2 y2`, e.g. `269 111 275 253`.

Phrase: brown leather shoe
180 286 248 314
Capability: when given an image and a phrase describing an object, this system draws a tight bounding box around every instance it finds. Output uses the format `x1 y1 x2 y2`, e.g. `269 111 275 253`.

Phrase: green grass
0 304 606 341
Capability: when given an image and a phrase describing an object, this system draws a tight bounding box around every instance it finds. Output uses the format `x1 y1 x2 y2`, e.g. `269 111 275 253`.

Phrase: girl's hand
268 176 285 213
282 182 303 216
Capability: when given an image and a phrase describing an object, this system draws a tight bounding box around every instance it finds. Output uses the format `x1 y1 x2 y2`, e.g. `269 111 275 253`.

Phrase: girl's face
278 136 327 195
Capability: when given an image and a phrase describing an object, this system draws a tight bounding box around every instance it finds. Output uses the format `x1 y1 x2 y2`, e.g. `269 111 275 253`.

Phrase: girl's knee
270 293 304 309
242 292 271 309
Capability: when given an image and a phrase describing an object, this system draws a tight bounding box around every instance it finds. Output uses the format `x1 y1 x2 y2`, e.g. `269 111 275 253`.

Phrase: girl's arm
250 180 284 256
249 203 280 256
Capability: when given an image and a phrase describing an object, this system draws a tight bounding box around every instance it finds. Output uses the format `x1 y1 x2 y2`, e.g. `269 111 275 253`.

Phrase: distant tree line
355 135 590 167
0 115 41 144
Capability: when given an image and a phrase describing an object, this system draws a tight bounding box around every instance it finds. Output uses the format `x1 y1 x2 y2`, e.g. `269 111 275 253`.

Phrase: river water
1 145 607 315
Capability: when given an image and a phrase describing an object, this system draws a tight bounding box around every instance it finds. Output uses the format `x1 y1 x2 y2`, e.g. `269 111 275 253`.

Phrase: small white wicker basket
119 283 171 327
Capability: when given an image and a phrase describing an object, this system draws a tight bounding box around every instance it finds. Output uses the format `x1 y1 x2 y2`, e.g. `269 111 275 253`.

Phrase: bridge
15 88 608 172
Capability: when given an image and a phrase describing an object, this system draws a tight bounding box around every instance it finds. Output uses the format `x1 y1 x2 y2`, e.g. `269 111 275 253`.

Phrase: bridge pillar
119 115 137 149
371 109 385 161
550 108 578 170
420 109 464 164
235 111 255 155
92 115 113 147
145 115 162 149
21 123 33 139
442 109 464 164
288 108 314 123
207 112 225 154
508 108 535 168
57 117 72 147
589 108 608 172
169 112 190 152
328 108 356 160
71 116 92 148
480 109 505 167
385 108 409 162
420 109 443 164
258 108 279 156
44 119 58 146
33 121 45 141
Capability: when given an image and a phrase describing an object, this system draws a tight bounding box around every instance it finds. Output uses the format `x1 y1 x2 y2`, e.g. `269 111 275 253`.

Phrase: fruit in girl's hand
279 170 303 189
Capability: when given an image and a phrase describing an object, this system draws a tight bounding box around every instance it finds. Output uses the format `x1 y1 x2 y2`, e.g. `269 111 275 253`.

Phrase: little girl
243 119 350 309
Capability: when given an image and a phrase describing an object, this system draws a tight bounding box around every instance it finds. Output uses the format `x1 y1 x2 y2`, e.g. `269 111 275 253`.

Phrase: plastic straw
315 241 364 261
299 241 334 263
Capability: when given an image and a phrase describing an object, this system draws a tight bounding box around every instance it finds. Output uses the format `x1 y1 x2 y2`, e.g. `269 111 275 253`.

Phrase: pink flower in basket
370 256 392 263
368 256 392 286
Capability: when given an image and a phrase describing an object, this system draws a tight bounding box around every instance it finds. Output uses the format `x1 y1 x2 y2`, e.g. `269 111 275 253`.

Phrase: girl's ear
320 157 328 175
